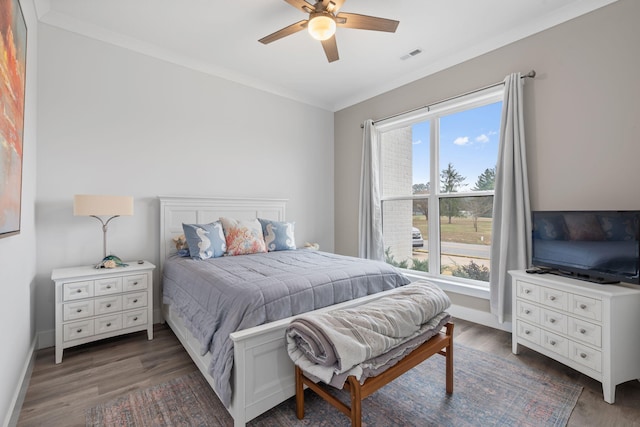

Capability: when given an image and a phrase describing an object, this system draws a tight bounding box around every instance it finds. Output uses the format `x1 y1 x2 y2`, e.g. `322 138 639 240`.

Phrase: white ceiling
35 0 618 111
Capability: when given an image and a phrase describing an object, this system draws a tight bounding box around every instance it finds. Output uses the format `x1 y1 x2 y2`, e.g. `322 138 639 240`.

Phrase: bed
159 196 410 426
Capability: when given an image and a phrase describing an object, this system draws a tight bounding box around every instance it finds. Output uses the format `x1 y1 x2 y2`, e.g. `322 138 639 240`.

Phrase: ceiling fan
259 0 399 63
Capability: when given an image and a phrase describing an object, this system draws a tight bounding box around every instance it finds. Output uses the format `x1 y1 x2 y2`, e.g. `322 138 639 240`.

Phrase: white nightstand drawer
516 320 540 345
123 292 147 310
63 300 94 321
95 295 122 316
516 281 540 302
569 318 602 347
570 294 602 322
95 314 122 335
541 308 567 334
516 300 540 323
63 281 94 301
541 330 569 358
64 320 94 341
95 277 123 296
540 286 568 311
124 310 147 328
570 341 602 373
124 274 147 292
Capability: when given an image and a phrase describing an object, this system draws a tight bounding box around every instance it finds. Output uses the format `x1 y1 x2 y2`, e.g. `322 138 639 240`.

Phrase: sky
412 101 502 191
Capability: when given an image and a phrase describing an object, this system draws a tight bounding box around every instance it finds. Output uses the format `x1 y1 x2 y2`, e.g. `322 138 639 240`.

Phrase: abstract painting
0 0 26 238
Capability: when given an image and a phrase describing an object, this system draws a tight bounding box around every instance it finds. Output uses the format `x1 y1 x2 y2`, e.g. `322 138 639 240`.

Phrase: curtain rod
360 70 536 128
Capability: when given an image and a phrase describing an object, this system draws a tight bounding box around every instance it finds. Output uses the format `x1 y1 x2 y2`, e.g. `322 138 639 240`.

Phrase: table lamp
73 194 134 264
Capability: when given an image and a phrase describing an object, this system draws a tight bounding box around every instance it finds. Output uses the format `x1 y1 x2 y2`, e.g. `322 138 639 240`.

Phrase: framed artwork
0 0 27 238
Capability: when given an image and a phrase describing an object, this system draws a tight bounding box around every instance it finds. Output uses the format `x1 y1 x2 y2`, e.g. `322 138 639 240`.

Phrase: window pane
439 196 492 281
439 102 501 193
382 199 428 272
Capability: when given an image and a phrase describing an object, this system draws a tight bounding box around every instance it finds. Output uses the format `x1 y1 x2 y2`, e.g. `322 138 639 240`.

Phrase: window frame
376 86 503 297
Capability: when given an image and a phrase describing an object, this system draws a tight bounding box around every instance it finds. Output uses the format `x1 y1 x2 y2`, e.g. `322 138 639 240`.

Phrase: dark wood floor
17 319 640 426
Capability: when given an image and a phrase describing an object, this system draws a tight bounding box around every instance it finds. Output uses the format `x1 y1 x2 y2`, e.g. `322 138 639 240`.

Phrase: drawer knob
579 328 586 334
76 328 82 333
579 304 587 309
549 318 556 324
550 340 556 346
106 322 112 327
133 317 138 321
76 309 82 313
107 285 111 289
524 310 531 315
133 299 138 303
549 296 556 301
133 281 138 285
106 304 112 308
580 352 587 359
524 330 531 335
76 289 82 293
524 289 531 294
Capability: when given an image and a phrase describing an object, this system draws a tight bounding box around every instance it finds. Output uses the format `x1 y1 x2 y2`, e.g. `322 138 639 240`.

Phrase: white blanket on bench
286 280 451 386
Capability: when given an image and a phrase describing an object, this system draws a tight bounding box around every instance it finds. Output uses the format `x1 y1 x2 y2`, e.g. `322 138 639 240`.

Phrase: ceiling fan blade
284 0 315 13
259 20 308 44
336 12 399 33
321 35 339 63
322 0 346 14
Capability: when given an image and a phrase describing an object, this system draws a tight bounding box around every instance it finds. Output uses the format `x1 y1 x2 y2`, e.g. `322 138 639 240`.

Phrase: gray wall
34 24 335 347
334 0 640 313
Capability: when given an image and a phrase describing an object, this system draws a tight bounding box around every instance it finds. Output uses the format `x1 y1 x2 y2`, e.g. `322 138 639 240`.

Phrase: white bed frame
159 196 397 426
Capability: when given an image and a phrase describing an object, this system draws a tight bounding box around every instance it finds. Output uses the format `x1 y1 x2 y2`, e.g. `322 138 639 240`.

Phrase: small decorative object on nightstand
52 261 155 363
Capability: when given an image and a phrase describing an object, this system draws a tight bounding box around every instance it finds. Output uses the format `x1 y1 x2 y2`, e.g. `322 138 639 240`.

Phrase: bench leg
348 376 362 427
295 366 305 419
445 323 454 394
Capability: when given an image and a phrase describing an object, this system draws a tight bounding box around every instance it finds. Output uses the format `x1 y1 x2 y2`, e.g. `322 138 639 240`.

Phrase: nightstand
52 261 156 363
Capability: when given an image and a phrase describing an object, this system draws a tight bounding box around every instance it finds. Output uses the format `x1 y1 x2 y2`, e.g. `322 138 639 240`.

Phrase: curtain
489 73 532 323
358 119 384 261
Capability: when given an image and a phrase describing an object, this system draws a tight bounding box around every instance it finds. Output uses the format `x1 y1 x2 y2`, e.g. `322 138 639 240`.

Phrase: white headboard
158 196 287 271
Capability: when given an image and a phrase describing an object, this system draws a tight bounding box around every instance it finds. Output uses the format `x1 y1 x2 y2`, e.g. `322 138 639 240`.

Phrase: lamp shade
308 14 336 41
73 195 134 216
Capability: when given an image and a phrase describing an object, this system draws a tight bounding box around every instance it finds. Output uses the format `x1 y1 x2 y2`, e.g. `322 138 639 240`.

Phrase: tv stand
510 270 640 404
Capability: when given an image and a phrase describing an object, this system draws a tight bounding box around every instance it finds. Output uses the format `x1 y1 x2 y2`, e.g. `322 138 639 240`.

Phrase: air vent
400 48 423 60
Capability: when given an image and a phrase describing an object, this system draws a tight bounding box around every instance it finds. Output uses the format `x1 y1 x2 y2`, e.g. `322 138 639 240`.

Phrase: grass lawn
413 215 492 245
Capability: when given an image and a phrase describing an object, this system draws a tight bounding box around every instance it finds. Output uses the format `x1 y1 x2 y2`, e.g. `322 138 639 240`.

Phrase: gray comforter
162 250 410 407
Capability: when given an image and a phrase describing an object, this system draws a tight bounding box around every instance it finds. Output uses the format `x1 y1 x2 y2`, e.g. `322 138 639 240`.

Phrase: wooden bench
295 322 454 427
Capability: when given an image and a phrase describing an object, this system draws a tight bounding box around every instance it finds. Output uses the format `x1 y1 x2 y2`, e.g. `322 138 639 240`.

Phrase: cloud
413 139 422 145
476 134 489 143
453 136 470 146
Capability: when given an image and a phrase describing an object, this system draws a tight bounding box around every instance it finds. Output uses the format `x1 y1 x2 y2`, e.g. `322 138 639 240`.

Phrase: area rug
86 343 582 426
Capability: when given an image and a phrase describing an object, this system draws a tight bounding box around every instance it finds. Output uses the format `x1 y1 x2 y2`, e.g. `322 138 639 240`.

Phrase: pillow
258 218 296 251
219 217 267 256
563 213 605 241
533 215 566 240
182 222 227 260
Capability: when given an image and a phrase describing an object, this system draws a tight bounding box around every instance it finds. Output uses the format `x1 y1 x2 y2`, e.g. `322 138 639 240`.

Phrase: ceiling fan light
308 15 336 41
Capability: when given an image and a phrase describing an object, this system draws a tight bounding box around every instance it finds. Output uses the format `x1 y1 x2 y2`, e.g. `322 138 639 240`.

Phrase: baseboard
3 337 36 427
448 303 512 333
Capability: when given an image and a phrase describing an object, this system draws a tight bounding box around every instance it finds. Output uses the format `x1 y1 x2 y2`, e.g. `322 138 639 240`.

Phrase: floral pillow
219 217 267 256
182 222 227 260
258 218 296 251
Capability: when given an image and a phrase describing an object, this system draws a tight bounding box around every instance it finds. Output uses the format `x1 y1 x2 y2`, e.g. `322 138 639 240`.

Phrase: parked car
412 227 424 247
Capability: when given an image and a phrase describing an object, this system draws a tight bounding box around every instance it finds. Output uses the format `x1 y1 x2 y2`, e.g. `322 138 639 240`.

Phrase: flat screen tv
531 210 640 284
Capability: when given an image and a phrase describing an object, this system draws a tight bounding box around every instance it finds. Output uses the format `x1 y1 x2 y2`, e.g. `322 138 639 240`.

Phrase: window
377 87 502 287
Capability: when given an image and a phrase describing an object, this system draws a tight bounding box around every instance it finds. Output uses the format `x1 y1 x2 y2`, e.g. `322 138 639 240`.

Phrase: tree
466 167 496 232
412 182 429 222
440 163 465 224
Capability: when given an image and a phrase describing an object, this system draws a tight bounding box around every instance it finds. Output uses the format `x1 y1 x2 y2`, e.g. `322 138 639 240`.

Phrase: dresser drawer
541 330 569 358
569 317 602 348
95 277 123 296
94 295 122 316
541 308 567 334
516 281 540 303
63 281 94 301
516 320 540 345
124 274 147 292
124 309 148 328
540 286 568 311
64 320 94 341
516 300 540 323
95 314 123 335
569 294 602 322
123 292 147 310
63 300 94 321
570 341 602 373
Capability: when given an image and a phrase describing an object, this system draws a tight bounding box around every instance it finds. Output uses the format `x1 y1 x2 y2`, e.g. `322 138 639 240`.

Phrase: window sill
403 271 490 300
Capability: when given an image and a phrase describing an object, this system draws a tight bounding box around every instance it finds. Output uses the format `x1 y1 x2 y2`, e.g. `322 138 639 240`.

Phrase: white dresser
53 261 155 363
510 270 640 403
